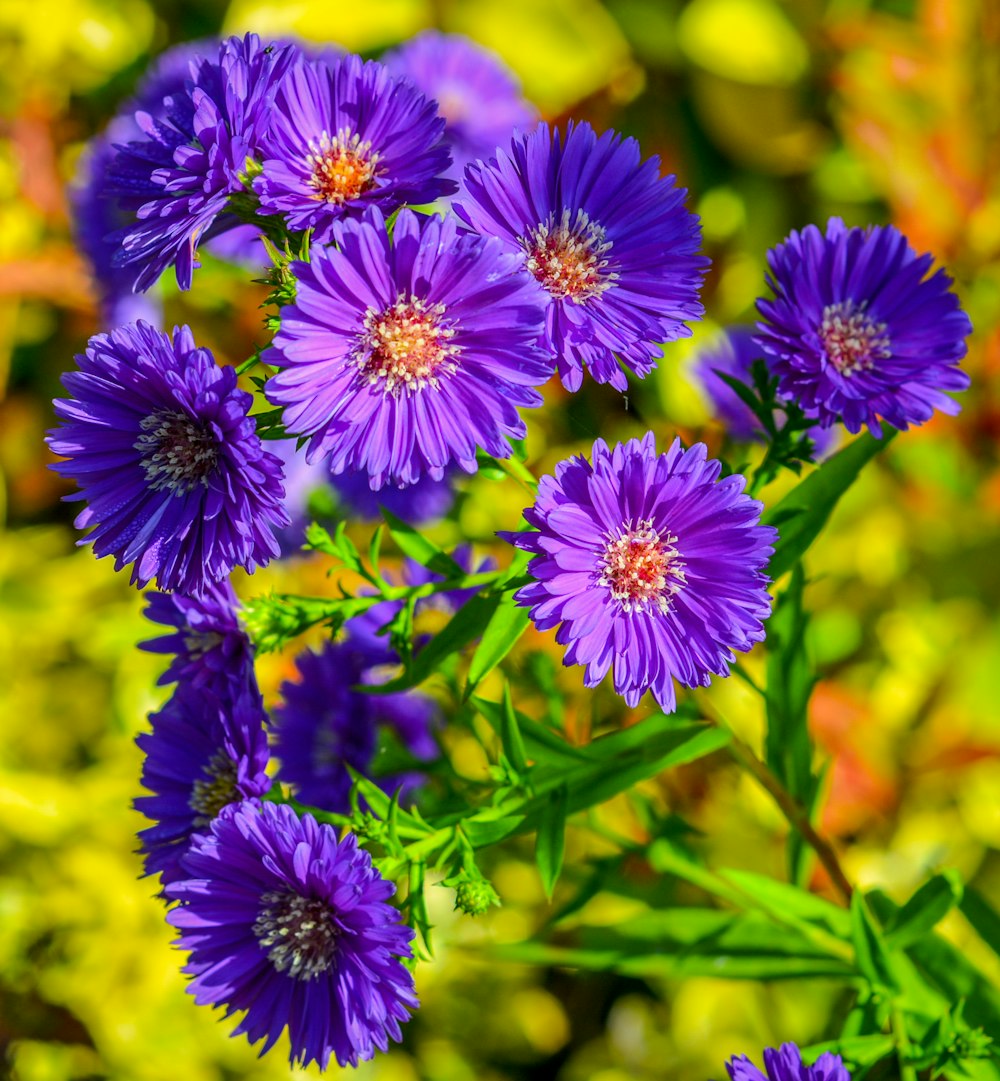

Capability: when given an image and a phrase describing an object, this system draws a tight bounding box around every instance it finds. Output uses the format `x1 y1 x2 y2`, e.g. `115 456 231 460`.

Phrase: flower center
306 128 380 205
188 749 239 826
522 209 616 303
252 890 339 981
818 300 891 376
356 295 460 396
135 409 219 494
598 519 686 615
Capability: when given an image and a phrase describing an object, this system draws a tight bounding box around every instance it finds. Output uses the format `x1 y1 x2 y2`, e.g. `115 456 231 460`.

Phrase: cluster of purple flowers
133 577 430 1067
48 20 976 1076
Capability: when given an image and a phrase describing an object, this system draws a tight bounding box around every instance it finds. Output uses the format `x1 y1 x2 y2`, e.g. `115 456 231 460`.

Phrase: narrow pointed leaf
536 784 568 900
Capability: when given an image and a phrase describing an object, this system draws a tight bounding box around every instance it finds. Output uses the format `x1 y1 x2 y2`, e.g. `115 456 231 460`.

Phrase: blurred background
2 0 1000 1078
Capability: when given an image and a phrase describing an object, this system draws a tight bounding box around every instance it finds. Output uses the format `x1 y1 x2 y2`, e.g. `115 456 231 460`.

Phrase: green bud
451 873 500 916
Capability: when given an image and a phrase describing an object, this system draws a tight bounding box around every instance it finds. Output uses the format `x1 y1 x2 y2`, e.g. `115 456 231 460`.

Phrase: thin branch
696 693 854 905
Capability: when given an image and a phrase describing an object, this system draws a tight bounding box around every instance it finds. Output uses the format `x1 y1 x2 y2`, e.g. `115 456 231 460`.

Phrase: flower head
504 433 776 711
272 637 438 813
692 326 836 456
107 34 298 290
383 31 536 181
263 207 549 489
46 321 287 593
166 800 418 1069
455 121 709 391
135 684 270 886
726 1043 851 1081
141 580 255 694
755 218 972 436
253 53 454 239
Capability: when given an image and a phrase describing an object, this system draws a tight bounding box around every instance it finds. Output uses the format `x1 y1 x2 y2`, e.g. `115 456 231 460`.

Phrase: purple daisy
692 326 837 456
263 207 550 489
72 41 211 324
107 34 298 291
166 800 418 1069
272 638 438 813
135 684 270 886
503 433 776 711
726 1043 851 1081
141 580 255 694
755 217 972 436
383 31 536 182
455 121 709 391
46 321 287 593
253 53 455 240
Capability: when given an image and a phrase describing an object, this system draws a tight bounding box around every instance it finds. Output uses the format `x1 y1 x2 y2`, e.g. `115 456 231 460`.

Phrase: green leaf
461 720 730 849
364 592 502 694
495 907 855 980
499 681 529 774
536 785 568 899
721 868 851 938
884 870 964 951
764 430 897 580
380 508 463 578
473 694 593 765
464 591 532 697
868 891 1000 1036
961 887 1000 958
851 891 900 993
764 564 821 883
801 1035 896 1069
305 521 363 572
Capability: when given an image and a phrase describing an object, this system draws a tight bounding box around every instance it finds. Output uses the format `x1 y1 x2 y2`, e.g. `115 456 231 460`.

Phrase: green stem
892 1004 917 1081
696 693 854 904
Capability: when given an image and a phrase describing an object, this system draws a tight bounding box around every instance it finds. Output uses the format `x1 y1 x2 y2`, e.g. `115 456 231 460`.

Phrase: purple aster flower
73 126 163 328
263 207 549 489
692 326 836 457
726 1043 851 1081
455 121 709 391
166 800 418 1068
383 31 536 182
330 467 456 524
503 433 776 711
141 580 255 694
46 321 287 593
135 684 270 886
272 638 438 813
72 41 212 325
107 34 298 291
755 217 972 437
253 52 455 239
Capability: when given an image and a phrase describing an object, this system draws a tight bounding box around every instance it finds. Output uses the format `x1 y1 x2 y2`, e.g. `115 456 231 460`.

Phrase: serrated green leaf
464 591 532 697
536 785 568 899
885 870 964 951
851 891 900 994
380 508 463 577
764 430 897 580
